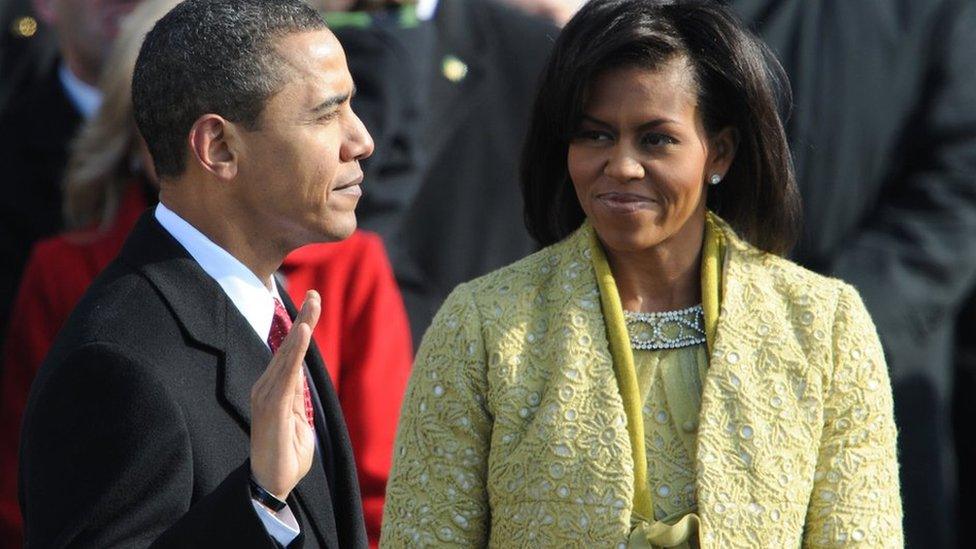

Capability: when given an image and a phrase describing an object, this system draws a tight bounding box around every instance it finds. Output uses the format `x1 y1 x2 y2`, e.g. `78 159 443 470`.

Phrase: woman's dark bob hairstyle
520 0 802 255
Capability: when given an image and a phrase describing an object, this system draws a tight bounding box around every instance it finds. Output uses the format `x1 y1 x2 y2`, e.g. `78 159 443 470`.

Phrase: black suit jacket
729 1 976 546
0 61 79 342
335 0 557 345
18 213 367 548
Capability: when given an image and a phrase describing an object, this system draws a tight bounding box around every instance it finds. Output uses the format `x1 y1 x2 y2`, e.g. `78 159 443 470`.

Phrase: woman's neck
603 221 704 313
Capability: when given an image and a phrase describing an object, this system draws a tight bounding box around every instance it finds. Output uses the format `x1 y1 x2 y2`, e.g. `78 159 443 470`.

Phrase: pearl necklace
623 304 706 350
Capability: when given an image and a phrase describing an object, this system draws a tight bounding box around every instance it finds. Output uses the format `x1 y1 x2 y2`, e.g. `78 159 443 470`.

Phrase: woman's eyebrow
580 114 612 128
637 118 679 130
581 114 679 129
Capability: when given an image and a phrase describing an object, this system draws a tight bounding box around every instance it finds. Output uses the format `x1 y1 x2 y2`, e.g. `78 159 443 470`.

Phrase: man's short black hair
132 0 329 179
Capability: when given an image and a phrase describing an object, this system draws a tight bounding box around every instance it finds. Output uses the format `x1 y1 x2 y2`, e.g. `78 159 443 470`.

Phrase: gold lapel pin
442 55 468 83
12 16 38 38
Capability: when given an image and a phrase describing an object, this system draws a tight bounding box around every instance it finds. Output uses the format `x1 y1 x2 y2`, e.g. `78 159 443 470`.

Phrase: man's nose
343 111 374 162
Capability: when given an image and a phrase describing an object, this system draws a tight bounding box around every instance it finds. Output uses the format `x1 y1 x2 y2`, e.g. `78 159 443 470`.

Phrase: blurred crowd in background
0 0 973 547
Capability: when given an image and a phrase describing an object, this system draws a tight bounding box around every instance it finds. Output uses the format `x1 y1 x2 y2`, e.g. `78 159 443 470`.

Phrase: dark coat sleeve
826 0 976 351
19 342 293 549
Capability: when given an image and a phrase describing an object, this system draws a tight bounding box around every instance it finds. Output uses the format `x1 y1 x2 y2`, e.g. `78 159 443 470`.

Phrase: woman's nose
603 146 645 182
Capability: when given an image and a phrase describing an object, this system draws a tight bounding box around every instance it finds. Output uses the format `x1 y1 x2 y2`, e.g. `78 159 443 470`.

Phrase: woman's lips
595 192 656 213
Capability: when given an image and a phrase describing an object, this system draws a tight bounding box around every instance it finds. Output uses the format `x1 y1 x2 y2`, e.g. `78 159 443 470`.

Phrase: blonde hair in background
63 0 183 230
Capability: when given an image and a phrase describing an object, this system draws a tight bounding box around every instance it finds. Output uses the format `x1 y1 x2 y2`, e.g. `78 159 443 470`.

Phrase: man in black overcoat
728 1 976 546
18 1 374 546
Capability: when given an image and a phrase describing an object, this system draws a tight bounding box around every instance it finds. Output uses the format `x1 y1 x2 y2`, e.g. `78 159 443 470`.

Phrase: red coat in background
0 187 412 547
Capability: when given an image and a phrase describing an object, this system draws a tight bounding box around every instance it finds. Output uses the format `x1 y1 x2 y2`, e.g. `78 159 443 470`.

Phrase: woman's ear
707 126 739 180
187 114 239 181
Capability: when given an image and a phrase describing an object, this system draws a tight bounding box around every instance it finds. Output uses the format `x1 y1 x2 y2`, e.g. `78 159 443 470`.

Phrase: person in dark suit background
0 0 56 111
19 0 375 546
312 0 557 345
0 0 143 344
722 1 976 546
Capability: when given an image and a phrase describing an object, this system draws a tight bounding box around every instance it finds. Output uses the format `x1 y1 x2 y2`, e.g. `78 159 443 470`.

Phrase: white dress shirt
155 203 301 546
57 63 102 120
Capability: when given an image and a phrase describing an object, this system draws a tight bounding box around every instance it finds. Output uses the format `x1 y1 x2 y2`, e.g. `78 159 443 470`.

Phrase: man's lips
334 174 364 191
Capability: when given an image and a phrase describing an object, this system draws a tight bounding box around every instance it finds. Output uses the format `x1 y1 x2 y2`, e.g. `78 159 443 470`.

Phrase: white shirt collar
154 202 281 347
417 0 438 21
58 63 102 120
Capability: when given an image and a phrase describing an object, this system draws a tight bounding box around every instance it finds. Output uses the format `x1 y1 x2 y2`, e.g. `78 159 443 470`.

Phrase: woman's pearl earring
709 174 722 186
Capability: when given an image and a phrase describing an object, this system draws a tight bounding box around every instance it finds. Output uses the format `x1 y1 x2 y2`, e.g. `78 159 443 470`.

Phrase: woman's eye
574 130 612 142
642 133 676 147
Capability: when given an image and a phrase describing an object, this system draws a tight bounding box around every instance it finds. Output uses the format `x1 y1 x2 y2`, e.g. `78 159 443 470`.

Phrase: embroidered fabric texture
632 347 706 523
381 218 902 548
624 305 706 350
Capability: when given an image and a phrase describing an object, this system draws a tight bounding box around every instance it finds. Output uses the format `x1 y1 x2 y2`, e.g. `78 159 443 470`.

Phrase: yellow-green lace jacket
381 219 903 548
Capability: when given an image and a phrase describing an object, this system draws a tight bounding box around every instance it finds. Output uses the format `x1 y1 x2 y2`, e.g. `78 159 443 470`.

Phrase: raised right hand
249 290 321 500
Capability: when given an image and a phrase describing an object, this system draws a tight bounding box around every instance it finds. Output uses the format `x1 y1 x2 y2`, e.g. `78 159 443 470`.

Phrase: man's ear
708 126 739 179
188 115 240 181
31 0 56 25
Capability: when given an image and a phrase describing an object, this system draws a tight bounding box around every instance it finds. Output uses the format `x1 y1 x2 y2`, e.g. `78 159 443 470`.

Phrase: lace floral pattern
380 219 902 548
633 345 708 523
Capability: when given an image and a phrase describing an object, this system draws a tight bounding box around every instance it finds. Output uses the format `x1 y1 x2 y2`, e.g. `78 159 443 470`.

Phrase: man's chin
286 214 358 250
316 217 358 243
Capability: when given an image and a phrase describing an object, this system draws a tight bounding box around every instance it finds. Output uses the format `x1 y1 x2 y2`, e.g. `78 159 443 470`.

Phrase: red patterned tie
268 298 315 428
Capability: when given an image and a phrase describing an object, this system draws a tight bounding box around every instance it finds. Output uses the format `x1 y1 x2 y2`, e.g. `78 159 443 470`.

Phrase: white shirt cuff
251 498 301 546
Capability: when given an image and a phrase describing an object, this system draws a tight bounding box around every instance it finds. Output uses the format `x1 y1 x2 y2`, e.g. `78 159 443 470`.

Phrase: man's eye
318 110 339 122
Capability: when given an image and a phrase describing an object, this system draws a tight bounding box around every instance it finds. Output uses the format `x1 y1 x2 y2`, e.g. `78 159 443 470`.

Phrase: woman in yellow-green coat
381 1 903 547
